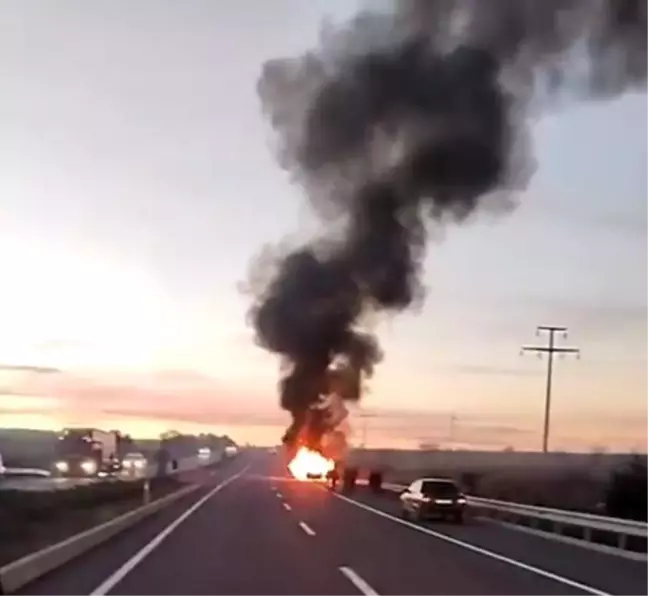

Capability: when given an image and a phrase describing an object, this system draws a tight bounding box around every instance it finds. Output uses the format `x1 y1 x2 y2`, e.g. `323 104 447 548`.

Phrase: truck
53 428 122 477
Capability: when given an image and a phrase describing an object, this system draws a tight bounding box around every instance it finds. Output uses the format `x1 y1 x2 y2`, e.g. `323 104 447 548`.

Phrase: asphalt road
17 452 647 596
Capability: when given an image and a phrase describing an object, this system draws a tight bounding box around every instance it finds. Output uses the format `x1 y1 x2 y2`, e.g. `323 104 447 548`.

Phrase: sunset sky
0 0 645 452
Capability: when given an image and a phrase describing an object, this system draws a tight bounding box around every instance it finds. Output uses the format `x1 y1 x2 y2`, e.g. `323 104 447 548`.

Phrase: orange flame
288 446 335 481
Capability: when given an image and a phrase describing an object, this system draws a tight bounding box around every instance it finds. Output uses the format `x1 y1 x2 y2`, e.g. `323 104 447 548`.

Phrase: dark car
400 477 466 523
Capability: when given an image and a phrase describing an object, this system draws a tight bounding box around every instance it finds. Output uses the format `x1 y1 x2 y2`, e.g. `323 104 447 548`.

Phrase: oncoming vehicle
122 452 148 474
400 477 466 524
53 428 122 478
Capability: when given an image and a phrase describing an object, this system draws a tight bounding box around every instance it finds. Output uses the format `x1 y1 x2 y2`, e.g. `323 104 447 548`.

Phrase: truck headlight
123 460 133 469
55 460 69 473
135 459 146 469
80 459 97 475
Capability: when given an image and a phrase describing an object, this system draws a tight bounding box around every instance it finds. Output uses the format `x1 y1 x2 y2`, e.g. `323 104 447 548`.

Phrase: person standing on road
327 466 339 489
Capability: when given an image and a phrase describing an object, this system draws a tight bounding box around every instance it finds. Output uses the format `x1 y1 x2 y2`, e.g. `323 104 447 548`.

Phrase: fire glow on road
288 447 334 481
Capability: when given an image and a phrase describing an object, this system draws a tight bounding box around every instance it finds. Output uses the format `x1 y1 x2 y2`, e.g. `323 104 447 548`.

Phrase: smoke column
248 0 646 451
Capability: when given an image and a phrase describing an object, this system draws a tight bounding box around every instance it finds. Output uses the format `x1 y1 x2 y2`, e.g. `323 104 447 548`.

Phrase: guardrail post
618 533 628 551
583 527 592 542
143 479 150 505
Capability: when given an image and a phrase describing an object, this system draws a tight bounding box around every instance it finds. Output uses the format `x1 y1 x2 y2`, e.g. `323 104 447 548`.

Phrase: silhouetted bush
605 456 647 521
459 471 482 493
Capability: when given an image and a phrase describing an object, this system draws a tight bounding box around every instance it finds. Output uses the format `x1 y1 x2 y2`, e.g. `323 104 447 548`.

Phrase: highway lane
340 488 648 596
14 453 647 595
271 464 646 596
19 452 352 596
97 463 353 595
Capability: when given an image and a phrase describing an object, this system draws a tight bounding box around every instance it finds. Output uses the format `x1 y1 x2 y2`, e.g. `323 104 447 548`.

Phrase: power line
521 325 580 453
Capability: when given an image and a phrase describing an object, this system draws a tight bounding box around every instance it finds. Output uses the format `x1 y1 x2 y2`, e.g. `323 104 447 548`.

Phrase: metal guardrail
467 496 647 537
379 481 647 554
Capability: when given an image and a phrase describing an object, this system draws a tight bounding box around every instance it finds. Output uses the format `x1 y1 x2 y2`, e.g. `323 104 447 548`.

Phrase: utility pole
448 413 458 446
521 325 580 453
358 412 376 449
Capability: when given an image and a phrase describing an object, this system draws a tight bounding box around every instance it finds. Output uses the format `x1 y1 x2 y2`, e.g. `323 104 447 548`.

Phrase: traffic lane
18 455 253 596
106 471 353 595
350 489 647 596
280 480 596 596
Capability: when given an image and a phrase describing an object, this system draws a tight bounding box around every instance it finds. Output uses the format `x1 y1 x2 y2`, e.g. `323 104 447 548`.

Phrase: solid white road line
339 566 379 596
283 502 292 511
298 521 316 536
332 493 609 596
90 463 251 596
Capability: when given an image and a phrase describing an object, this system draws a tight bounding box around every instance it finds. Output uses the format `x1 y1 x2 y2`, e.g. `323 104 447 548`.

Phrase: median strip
0 455 230 594
0 482 199 594
0 474 186 569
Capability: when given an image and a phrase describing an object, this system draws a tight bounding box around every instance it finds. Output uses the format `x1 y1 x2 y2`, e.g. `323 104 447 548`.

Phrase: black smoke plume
248 0 646 451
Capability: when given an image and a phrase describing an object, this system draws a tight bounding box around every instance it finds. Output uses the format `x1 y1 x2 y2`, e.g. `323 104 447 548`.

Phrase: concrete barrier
0 449 226 594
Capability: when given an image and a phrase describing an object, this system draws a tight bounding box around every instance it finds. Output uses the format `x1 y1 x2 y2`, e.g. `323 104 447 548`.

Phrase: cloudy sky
0 0 645 451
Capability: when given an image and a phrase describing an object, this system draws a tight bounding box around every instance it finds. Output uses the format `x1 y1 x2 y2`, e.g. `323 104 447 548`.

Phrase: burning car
287 446 335 481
